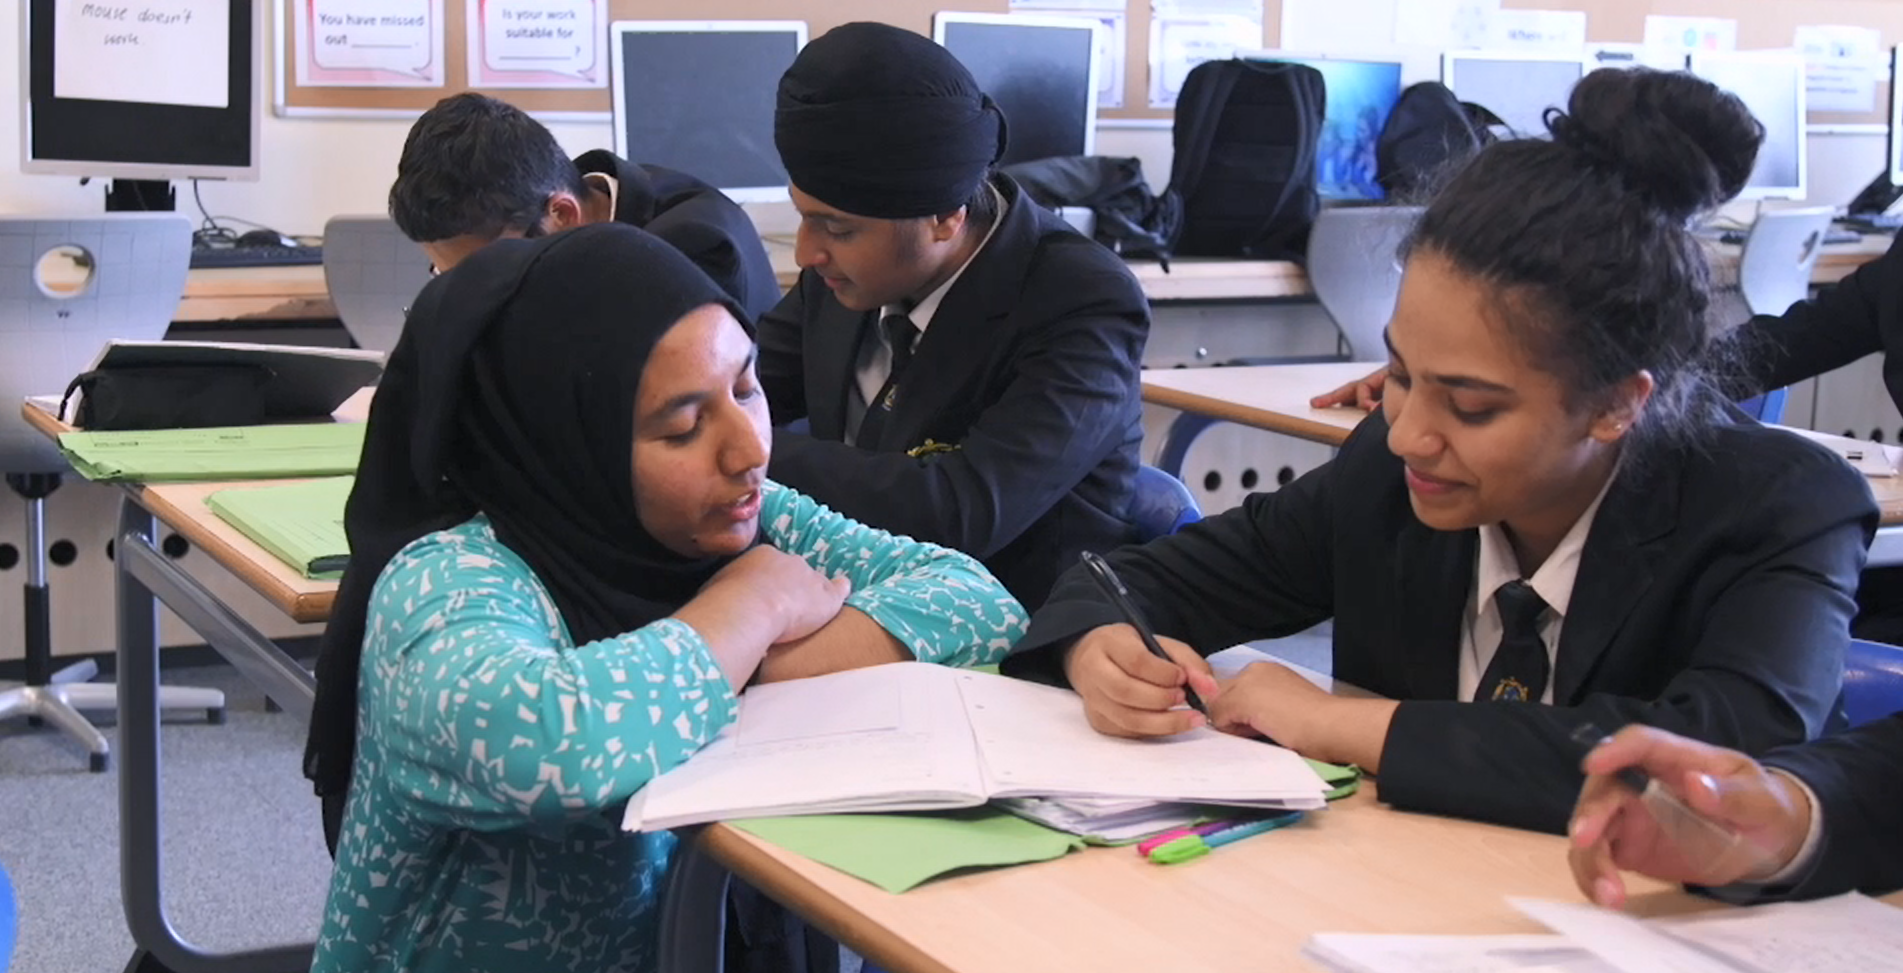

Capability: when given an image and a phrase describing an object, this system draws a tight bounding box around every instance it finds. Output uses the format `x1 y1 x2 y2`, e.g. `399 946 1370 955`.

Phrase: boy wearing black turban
757 21 1151 611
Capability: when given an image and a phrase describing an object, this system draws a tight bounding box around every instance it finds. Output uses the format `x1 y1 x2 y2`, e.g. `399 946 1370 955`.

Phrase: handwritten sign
54 0 230 108
466 0 607 88
293 0 445 87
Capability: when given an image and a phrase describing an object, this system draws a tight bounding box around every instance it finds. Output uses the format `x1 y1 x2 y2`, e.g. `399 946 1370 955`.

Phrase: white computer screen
1443 54 1586 138
934 13 1100 166
1889 46 1903 187
609 21 807 204
1690 52 1807 200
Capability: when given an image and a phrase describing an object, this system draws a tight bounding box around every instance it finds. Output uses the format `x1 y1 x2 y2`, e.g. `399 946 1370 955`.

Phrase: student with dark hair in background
1003 68 1877 835
756 22 1150 611
385 91 781 318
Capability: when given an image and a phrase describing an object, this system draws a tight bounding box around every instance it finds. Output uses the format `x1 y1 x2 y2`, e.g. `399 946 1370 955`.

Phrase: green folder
57 423 365 482
205 477 354 580
731 809 1084 893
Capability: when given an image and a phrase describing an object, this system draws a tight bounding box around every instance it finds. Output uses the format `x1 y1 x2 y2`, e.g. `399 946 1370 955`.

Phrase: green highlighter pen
1147 811 1305 865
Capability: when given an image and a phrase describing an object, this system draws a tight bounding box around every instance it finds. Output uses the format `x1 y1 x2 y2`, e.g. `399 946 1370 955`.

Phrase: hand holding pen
1063 552 1221 738
1566 724 1813 909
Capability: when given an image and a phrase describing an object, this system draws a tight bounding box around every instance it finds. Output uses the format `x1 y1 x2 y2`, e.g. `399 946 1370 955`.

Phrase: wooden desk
703 773 1899 973
178 265 333 323
1142 364 1903 566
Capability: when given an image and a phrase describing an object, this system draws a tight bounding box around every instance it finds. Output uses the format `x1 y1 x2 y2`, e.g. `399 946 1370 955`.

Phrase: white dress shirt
1457 473 1619 704
846 185 1010 444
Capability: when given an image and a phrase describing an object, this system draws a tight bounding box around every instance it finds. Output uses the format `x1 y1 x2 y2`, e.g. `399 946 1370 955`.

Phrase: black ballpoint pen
1081 551 1210 717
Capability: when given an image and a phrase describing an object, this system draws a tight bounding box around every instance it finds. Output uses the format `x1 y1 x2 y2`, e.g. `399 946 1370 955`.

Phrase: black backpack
1375 81 1500 199
1164 58 1326 260
999 155 1181 264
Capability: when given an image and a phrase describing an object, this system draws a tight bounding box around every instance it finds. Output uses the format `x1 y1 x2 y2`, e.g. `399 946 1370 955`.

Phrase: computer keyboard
1714 227 1867 246
189 244 324 269
1840 212 1903 235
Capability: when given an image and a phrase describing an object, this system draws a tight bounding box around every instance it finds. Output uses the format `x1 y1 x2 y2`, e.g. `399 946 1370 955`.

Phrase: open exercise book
621 662 1329 832
1308 893 1903 973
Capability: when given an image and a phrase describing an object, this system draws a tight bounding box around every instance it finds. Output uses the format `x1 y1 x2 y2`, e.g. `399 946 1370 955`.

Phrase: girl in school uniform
303 224 1025 973
1001 68 1877 835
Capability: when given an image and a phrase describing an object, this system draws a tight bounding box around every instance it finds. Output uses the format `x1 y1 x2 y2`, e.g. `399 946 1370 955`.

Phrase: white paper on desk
735 678 902 746
1305 933 1621 973
1776 427 1900 478
1657 893 1903 973
957 669 1328 808
1510 899 1737 973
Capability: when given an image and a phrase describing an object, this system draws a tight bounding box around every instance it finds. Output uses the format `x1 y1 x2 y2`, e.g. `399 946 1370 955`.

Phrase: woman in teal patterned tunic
307 224 1027 972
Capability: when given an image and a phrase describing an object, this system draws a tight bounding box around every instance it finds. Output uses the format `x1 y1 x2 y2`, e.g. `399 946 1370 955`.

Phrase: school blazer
572 150 782 321
1757 713 1903 899
1738 232 1903 413
1002 411 1877 834
756 175 1150 609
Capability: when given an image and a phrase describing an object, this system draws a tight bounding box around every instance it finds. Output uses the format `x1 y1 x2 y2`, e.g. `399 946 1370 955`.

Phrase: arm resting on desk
366 534 739 831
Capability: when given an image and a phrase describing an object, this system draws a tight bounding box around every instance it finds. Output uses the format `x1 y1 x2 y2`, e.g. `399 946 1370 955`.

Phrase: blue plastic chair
1736 388 1789 424
1844 637 1903 727
0 859 16 973
1130 464 1203 541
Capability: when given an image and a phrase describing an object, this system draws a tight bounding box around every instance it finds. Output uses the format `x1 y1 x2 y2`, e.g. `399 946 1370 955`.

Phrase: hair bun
1545 68 1764 221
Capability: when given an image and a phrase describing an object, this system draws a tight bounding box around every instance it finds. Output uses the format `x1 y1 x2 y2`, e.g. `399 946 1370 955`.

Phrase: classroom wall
0 8 1885 235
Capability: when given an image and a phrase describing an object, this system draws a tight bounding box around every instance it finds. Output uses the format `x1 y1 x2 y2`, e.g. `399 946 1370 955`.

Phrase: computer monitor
21 0 261 211
1240 51 1403 200
934 12 1100 166
609 21 806 204
1688 50 1807 201
1888 46 1903 188
1441 51 1587 139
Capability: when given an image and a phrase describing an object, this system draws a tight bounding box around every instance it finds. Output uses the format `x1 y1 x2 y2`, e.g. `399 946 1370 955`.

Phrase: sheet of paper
1151 0 1263 109
1393 0 1499 50
464 0 607 89
57 423 368 483
1280 0 1393 55
1587 43 1690 73
1796 25 1885 115
625 663 990 830
1306 933 1623 973
1488 10 1586 54
736 675 902 746
1510 899 1736 973
1643 16 1737 57
956 669 1328 807
53 0 230 109
1776 426 1899 478
731 808 1083 893
293 0 446 87
1659 893 1903 973
206 477 354 579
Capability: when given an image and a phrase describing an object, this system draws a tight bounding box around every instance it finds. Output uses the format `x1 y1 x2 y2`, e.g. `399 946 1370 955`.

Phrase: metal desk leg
115 499 315 973
656 828 729 973
1154 412 1220 479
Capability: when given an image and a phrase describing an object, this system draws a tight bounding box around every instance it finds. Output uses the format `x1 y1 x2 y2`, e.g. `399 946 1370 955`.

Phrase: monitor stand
104 179 176 212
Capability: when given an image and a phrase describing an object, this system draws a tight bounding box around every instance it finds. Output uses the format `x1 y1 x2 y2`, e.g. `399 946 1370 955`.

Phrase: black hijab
303 222 749 800
774 22 1009 219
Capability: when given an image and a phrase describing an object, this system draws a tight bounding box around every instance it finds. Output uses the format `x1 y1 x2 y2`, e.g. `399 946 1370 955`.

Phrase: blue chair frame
1844 637 1903 728
1130 465 1203 541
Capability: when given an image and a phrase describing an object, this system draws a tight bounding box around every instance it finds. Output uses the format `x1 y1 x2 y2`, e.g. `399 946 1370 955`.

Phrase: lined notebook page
954 670 1328 807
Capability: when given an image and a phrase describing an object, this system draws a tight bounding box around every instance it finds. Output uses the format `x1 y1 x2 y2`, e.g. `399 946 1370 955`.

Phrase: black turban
774 22 1009 219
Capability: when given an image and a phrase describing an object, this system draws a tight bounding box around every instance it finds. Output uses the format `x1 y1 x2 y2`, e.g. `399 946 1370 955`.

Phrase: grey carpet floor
0 627 1334 973
0 664 330 973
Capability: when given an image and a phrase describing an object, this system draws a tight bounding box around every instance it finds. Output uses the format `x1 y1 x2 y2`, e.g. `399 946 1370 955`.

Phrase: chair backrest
322 215 434 355
0 214 190 473
1844 637 1903 727
1305 205 1423 361
1736 387 1789 424
1130 465 1203 542
1737 207 1835 318
0 858 15 973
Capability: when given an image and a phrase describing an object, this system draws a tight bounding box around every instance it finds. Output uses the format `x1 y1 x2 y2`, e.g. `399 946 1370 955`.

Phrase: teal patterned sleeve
361 528 740 831
759 481 1028 668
